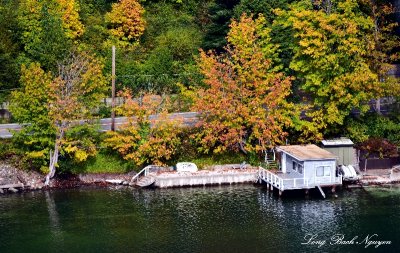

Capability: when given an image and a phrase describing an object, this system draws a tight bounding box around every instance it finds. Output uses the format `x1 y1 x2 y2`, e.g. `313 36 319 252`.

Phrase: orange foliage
193 14 296 156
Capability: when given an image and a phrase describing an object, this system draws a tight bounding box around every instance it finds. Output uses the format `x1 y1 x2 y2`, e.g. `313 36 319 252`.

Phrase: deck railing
130 166 151 184
258 167 341 191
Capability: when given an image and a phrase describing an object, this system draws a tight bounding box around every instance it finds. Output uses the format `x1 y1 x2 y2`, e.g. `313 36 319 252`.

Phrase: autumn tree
103 89 182 166
10 51 107 185
275 0 383 140
193 14 296 158
105 0 146 49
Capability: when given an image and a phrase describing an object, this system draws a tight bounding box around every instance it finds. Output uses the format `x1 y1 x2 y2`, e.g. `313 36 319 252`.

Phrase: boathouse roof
277 144 337 161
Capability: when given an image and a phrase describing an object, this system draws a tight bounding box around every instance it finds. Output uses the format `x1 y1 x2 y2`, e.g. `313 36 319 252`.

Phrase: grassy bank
60 152 137 174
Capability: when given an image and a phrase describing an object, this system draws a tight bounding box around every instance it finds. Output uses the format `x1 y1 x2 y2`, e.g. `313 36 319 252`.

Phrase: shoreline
2 161 400 195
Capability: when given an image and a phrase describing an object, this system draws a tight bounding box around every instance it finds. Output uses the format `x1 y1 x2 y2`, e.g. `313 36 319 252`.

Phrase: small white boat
340 165 359 181
176 162 198 172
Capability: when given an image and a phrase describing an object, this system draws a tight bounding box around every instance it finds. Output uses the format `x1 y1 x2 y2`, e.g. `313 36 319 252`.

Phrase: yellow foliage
105 0 145 49
55 0 84 39
103 90 182 166
26 150 46 159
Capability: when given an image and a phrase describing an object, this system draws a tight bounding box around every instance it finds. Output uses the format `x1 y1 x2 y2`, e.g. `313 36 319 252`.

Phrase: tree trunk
238 140 248 154
44 128 64 186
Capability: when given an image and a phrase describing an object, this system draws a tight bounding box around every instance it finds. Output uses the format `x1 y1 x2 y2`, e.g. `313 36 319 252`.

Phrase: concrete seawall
153 170 258 188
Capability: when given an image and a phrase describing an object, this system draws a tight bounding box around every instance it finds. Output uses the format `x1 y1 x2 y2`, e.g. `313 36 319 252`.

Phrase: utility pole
111 45 116 131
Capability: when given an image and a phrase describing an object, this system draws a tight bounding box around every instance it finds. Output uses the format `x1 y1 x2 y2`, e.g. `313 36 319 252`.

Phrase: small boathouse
258 144 342 197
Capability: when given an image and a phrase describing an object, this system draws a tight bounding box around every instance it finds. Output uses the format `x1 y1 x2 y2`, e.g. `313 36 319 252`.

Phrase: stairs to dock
263 149 279 170
135 176 155 187
129 165 156 187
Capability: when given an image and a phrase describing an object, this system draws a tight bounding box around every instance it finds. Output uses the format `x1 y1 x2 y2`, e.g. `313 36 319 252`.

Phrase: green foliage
60 151 136 174
0 1 20 93
9 63 55 170
233 0 293 21
18 0 72 72
276 0 383 141
1 0 400 174
0 139 44 170
63 124 101 163
202 0 240 51
186 153 247 169
345 114 400 145
9 51 107 176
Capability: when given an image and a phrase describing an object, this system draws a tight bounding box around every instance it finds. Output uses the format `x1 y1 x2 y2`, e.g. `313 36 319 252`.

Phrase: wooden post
111 45 116 131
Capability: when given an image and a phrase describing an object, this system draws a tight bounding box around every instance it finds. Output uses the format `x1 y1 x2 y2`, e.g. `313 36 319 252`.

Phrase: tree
202 0 240 51
103 89 182 166
9 63 55 171
193 14 296 157
45 51 107 184
17 0 73 71
104 0 146 49
276 0 383 140
10 51 107 185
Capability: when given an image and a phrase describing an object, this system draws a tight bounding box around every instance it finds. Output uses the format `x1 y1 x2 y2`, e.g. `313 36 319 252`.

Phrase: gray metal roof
321 138 353 146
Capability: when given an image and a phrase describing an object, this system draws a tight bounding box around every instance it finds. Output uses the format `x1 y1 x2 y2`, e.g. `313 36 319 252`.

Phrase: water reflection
0 186 400 253
44 191 63 244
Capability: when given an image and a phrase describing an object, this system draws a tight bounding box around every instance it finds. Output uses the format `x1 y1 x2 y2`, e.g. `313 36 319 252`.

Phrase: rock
0 161 44 191
105 179 123 184
8 187 18 193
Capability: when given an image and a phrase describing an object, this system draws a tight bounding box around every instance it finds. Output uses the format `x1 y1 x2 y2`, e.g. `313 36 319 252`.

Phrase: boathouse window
316 166 331 177
293 161 303 174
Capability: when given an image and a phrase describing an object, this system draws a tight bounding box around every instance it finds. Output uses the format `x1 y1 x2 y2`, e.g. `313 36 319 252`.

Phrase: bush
355 138 398 159
59 151 136 174
345 113 400 145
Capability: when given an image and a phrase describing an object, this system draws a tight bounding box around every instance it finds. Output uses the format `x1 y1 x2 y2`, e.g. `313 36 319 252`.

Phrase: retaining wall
154 170 258 188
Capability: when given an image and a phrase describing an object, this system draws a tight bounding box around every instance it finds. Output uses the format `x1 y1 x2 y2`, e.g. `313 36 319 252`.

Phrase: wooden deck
258 167 342 192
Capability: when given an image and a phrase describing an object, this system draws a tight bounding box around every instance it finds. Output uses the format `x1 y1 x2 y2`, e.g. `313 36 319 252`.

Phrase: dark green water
1 185 399 253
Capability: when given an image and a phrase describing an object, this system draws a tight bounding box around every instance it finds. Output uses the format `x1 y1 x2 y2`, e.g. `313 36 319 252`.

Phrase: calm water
1 185 400 253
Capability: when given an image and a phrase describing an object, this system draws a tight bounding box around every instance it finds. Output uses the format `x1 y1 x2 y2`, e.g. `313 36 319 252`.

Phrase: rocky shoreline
0 161 137 194
2 161 400 194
